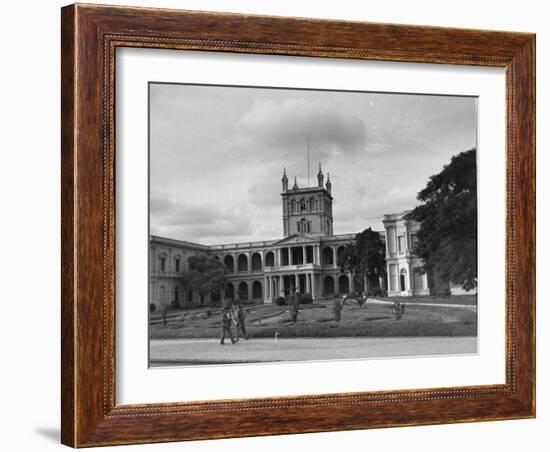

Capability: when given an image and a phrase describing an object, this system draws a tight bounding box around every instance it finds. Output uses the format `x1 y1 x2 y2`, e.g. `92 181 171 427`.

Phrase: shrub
275 296 286 306
149 303 156 313
299 292 313 304
391 301 405 320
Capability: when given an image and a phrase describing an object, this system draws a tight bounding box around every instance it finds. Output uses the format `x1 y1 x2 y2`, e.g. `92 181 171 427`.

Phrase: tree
407 148 477 291
338 227 386 293
181 255 228 307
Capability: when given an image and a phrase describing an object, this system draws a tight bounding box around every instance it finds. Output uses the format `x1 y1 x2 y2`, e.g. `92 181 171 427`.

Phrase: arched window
224 255 234 273
225 282 235 300
300 218 307 234
252 281 263 299
238 281 248 300
338 275 350 294
300 198 306 211
337 245 346 263
251 252 262 271
323 276 335 295
159 253 167 272
237 254 248 272
265 251 275 267
174 255 182 273
322 247 334 265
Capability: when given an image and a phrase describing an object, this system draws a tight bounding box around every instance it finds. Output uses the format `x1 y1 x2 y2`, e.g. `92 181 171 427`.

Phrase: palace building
149 166 431 309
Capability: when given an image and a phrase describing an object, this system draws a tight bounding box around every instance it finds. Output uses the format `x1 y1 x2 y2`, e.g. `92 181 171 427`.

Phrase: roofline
149 235 210 250
151 230 386 251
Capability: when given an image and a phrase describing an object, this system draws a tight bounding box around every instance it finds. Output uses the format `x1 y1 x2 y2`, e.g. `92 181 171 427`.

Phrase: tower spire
317 162 324 188
281 167 288 192
326 172 332 194
293 176 299 190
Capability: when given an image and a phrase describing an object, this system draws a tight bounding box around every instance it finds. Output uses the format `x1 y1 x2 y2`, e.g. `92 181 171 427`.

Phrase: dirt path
150 336 478 366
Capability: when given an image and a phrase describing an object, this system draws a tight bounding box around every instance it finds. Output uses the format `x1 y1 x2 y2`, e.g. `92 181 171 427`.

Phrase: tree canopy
181 255 228 305
407 148 477 291
338 227 386 291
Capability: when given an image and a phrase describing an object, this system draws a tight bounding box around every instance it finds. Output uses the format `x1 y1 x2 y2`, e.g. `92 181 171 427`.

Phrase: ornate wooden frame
61 3 536 447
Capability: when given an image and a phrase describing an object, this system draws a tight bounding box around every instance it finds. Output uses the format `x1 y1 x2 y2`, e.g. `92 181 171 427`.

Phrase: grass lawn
380 295 477 306
149 296 477 340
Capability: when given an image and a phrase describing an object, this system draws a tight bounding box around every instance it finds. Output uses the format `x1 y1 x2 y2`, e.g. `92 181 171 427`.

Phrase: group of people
220 297 248 345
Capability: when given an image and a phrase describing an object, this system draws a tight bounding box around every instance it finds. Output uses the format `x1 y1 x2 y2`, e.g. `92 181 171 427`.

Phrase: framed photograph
61 3 535 447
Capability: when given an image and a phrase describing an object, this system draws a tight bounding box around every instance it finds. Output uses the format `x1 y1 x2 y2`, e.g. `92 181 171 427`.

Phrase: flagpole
307 137 310 186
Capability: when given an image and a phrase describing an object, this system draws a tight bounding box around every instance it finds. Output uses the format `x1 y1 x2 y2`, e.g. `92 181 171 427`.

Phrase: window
175 257 181 272
297 221 301 233
160 256 166 272
387 227 396 253
400 269 407 291
398 235 405 253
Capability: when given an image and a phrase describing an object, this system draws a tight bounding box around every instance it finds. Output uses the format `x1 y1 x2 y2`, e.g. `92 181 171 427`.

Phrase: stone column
247 252 251 273
275 248 280 267
315 244 320 265
311 275 316 300
289 247 294 266
333 246 337 268
302 246 306 264
264 276 269 302
423 273 429 291
408 261 414 293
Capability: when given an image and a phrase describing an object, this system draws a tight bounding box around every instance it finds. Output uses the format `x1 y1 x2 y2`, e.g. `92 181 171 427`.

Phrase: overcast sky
149 83 477 245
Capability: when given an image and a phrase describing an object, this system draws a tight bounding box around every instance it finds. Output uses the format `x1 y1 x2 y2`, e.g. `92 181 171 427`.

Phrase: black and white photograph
148 83 478 367
2 0 543 450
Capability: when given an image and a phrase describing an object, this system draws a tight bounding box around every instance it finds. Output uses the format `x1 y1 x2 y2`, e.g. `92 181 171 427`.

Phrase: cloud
149 84 477 244
237 98 367 159
150 197 253 243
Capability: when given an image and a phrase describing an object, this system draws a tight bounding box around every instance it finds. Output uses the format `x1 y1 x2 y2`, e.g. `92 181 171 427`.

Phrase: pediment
272 234 318 245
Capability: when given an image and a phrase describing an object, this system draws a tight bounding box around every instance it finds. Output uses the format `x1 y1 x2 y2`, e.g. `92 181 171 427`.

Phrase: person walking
233 297 248 340
289 288 300 323
220 300 238 345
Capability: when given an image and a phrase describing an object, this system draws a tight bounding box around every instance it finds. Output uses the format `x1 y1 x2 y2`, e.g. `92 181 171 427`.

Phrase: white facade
383 211 430 297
